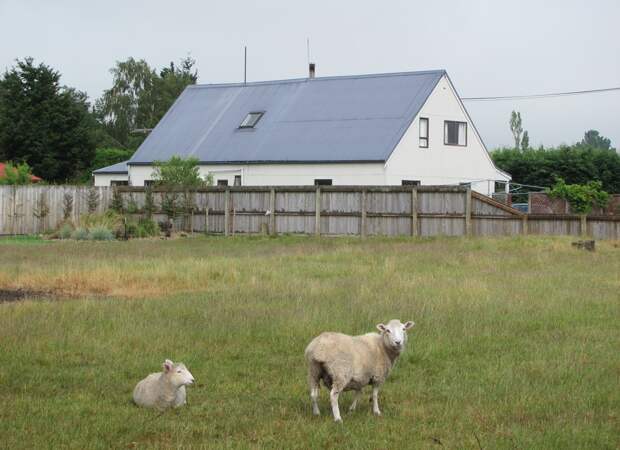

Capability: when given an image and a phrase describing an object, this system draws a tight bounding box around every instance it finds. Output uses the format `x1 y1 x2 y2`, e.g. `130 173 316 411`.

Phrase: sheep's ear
404 321 415 330
376 323 387 332
163 359 173 372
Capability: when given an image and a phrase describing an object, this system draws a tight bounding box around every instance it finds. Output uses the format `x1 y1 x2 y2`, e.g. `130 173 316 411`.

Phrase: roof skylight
239 111 264 129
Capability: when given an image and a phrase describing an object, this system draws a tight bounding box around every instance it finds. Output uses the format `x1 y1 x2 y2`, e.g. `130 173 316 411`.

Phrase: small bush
124 218 159 238
137 218 159 237
89 226 115 241
124 221 138 238
71 228 90 240
59 223 73 240
81 211 123 234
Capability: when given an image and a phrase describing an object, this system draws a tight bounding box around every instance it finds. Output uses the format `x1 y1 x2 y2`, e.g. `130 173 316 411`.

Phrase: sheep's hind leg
307 363 321 416
349 389 362 412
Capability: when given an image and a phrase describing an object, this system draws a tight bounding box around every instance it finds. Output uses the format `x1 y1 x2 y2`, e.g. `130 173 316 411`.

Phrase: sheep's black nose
394 340 402 345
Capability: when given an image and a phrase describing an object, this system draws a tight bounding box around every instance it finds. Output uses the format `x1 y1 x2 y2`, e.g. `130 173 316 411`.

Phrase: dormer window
239 112 264 129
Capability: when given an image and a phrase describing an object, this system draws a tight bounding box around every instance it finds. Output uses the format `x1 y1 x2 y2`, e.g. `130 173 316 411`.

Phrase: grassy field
0 235 618 449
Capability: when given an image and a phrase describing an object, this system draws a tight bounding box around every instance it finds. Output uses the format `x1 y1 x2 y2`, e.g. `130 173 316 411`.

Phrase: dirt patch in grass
0 288 58 303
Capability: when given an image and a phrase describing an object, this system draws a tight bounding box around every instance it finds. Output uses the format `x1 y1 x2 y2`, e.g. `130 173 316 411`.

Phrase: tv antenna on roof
244 46 247 85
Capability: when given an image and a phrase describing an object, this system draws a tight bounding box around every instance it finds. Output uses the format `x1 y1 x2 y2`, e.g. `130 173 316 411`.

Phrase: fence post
205 207 209 235
224 189 230 237
232 208 236 237
269 188 276 236
522 214 528 235
580 214 588 237
465 187 472 236
411 187 418 237
315 187 321 236
360 189 367 238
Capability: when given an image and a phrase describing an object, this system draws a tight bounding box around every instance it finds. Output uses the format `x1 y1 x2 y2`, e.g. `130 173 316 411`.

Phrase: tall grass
0 236 618 449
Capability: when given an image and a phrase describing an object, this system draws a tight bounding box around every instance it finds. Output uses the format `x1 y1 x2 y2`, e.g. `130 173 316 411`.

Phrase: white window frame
444 121 467 146
419 117 429 148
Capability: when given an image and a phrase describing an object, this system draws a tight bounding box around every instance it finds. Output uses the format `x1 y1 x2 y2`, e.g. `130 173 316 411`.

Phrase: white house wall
128 163 386 187
385 75 509 195
93 173 129 187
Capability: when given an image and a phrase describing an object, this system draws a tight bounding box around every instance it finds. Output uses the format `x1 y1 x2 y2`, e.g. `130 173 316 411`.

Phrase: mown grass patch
0 236 618 449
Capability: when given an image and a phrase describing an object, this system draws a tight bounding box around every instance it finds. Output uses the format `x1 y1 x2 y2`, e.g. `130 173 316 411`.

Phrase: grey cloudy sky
1 0 619 149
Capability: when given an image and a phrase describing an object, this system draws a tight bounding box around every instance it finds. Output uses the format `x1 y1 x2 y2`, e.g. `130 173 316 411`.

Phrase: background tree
95 56 198 150
0 58 96 182
581 129 612 150
94 58 157 149
78 147 134 182
492 137 620 193
509 111 523 149
521 130 530 150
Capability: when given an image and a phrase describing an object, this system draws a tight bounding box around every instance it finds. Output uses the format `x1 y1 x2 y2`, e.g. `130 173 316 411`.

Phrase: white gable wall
384 75 509 195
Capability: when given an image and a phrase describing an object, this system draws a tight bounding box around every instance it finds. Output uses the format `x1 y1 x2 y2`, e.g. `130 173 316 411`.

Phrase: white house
93 69 510 195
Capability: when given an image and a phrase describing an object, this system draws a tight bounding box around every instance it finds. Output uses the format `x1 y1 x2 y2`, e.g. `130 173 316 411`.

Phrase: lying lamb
133 359 195 410
305 319 414 422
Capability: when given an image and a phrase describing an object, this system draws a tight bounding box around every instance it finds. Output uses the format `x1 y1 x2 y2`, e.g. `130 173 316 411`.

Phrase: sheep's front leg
349 390 362 412
372 386 381 416
329 387 343 422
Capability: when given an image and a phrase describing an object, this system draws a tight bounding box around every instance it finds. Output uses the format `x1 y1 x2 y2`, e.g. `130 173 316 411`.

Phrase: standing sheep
133 359 195 410
304 319 414 422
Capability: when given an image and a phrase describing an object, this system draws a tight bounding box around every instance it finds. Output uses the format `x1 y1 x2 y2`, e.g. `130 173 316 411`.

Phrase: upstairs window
217 179 228 186
419 118 429 148
444 121 467 146
239 112 264 129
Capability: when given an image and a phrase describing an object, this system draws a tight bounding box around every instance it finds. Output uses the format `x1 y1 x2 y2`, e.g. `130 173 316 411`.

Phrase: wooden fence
1 185 619 239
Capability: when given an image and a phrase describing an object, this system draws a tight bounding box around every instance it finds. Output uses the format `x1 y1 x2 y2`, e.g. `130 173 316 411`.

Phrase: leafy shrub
59 223 73 240
71 228 90 240
0 162 35 185
89 226 115 241
548 178 610 214
492 145 620 193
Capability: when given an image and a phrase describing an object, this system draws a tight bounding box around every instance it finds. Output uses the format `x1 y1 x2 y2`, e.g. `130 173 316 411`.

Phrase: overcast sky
1 0 619 149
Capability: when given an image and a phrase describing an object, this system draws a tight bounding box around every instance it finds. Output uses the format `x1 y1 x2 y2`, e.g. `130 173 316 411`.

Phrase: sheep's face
163 360 195 388
377 319 415 353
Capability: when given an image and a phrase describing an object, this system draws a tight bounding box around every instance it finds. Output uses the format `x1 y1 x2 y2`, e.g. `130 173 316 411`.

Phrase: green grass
0 236 618 449
0 234 45 244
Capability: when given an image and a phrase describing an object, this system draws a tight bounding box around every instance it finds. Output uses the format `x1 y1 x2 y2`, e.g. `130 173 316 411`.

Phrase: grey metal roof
129 70 445 165
92 160 128 174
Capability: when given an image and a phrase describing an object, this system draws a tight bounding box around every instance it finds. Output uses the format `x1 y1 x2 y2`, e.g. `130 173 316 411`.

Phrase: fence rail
1 185 619 239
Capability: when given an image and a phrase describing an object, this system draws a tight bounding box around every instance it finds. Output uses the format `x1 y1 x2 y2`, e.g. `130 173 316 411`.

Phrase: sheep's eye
385 329 391 333
177 370 182 373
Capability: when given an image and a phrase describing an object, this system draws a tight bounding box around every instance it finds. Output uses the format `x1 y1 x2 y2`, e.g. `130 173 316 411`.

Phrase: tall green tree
581 129 613 150
94 58 157 149
509 111 523 149
521 130 530 150
0 58 96 181
95 56 198 149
